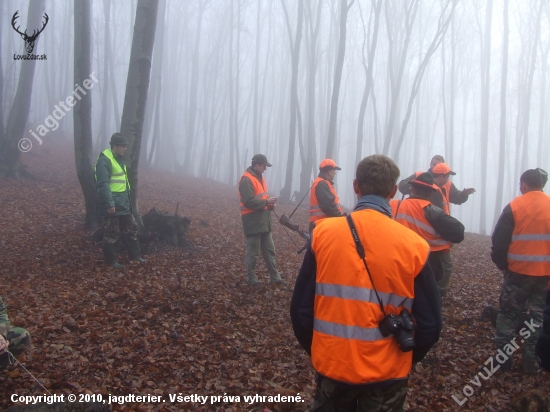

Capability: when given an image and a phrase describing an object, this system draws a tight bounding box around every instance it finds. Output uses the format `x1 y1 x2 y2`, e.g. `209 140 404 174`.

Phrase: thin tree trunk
493 0 509 230
279 0 304 202
325 0 355 159
356 0 382 167
478 0 493 234
120 0 159 225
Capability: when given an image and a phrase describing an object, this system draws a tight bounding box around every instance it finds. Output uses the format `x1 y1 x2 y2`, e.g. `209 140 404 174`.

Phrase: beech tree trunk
120 0 160 225
74 0 99 230
1 0 45 178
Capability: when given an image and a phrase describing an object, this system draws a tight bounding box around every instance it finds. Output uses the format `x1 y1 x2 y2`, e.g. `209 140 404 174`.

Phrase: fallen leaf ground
1 144 548 411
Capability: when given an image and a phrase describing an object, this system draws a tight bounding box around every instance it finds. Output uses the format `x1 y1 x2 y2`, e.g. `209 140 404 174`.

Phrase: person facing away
290 154 442 411
536 280 550 372
309 158 346 233
400 157 474 297
95 133 147 268
492 168 550 374
392 173 465 293
0 295 32 369
238 154 282 286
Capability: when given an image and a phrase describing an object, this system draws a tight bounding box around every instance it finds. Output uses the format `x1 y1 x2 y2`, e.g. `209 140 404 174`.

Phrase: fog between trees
0 0 549 234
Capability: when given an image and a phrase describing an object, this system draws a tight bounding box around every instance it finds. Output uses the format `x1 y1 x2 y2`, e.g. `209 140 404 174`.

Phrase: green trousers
311 374 408 412
437 250 453 297
495 271 549 360
245 232 280 283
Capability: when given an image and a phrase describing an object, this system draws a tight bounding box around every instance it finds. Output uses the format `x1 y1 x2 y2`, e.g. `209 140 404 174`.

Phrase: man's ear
388 185 398 200
353 179 360 195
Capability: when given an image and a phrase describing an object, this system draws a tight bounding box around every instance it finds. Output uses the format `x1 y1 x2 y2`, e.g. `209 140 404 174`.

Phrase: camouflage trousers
0 327 32 369
311 374 408 412
495 271 549 360
103 214 138 245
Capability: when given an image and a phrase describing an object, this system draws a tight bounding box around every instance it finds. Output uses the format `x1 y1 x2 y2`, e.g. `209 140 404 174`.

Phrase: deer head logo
11 10 49 54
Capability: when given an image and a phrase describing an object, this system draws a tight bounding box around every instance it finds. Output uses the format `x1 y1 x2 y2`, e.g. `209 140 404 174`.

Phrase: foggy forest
1 0 550 411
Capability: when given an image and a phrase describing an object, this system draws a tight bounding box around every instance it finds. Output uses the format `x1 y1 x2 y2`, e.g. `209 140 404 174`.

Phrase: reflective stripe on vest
395 198 450 251
238 171 268 215
508 191 550 276
311 209 429 384
95 149 129 193
309 177 343 223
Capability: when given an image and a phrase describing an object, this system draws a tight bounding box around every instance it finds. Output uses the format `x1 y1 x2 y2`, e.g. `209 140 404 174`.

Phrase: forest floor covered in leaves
1 143 549 411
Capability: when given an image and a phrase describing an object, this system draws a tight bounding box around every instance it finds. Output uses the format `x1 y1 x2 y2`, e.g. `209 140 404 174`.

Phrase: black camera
378 310 416 352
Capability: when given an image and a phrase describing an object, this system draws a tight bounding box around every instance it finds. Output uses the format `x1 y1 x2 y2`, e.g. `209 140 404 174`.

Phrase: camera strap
346 214 387 317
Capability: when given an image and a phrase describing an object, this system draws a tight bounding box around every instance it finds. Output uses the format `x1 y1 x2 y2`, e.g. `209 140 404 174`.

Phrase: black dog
481 306 533 334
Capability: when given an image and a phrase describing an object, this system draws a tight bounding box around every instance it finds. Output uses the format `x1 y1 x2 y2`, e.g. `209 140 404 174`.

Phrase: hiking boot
247 279 260 286
130 256 148 264
103 244 125 269
522 357 540 375
127 240 147 263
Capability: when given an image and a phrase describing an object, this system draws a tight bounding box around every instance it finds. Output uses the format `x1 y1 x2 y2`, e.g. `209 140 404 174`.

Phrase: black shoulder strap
346 215 387 316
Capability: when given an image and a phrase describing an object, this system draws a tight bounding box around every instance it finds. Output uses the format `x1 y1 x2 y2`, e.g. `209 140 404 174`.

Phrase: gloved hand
0 334 8 354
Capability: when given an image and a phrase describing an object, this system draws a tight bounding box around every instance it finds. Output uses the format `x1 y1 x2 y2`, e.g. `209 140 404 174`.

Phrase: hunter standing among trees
95 133 147 268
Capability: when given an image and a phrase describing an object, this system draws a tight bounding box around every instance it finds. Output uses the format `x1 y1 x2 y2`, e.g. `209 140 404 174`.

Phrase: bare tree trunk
120 0 160 225
279 0 304 202
140 0 166 168
73 0 98 230
1 0 46 178
299 0 322 197
537 6 550 168
228 0 236 184
252 1 262 155
356 0 382 167
0 1 5 159
98 0 112 152
478 0 493 234
493 0 509 230
325 0 354 159
183 0 207 175
520 0 544 172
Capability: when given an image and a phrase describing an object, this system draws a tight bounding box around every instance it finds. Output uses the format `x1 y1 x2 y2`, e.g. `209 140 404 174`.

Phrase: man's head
430 155 445 170
432 163 455 188
353 155 400 199
319 158 341 180
410 172 438 198
520 168 548 193
251 154 272 174
109 133 128 156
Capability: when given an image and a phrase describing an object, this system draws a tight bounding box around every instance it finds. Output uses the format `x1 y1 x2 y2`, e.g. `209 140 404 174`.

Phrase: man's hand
107 207 115 214
463 188 476 196
267 197 278 206
0 334 8 354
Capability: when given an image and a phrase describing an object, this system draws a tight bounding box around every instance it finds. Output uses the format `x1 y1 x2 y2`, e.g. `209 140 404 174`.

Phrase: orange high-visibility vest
415 171 450 215
507 191 550 276
310 177 343 223
395 198 450 252
311 210 429 384
238 171 268 215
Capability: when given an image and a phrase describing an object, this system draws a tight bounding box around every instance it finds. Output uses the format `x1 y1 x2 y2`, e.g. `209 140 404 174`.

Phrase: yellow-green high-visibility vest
95 149 129 193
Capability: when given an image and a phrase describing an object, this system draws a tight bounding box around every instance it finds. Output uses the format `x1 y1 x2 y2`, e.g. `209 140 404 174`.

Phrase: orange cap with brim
432 163 456 175
319 159 341 170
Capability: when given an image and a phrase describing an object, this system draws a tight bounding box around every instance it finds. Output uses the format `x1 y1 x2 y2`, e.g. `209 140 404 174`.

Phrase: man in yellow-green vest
95 133 146 268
